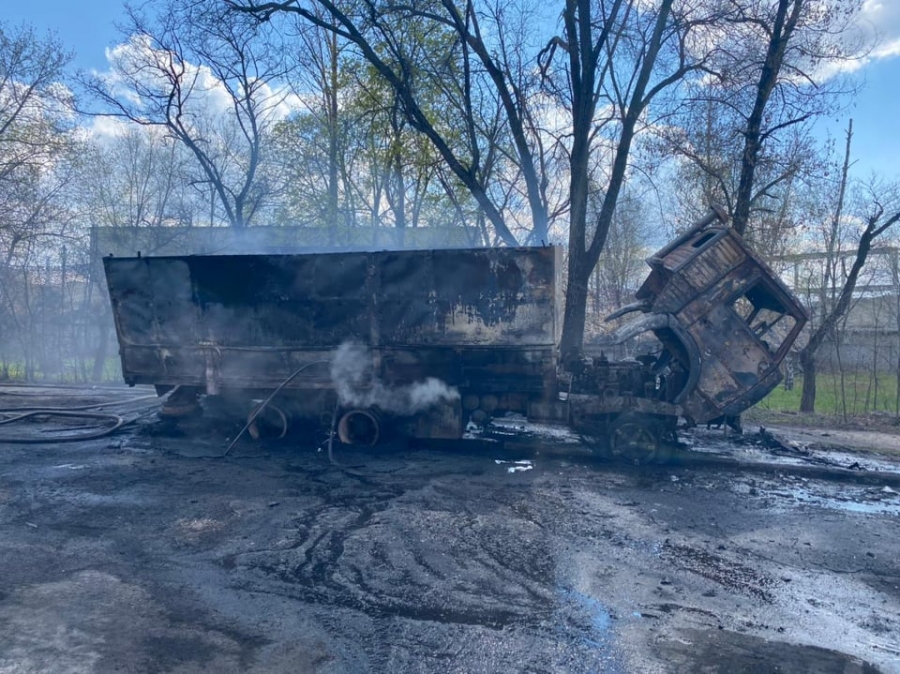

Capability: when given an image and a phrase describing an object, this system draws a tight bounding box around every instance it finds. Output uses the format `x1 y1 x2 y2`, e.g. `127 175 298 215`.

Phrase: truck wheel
610 414 661 465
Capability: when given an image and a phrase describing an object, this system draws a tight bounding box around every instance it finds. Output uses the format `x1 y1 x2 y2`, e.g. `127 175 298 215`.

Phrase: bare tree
590 192 651 321
666 104 816 258
270 59 468 244
79 127 198 230
664 0 864 243
271 6 354 239
0 24 82 381
0 23 75 253
82 0 290 228
538 0 723 354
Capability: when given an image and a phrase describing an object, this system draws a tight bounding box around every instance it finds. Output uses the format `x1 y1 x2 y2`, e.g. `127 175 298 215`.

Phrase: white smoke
330 342 460 415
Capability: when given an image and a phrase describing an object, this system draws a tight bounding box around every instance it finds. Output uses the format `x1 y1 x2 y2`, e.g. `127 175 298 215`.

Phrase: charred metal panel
658 228 728 271
642 273 695 315
568 393 681 419
643 228 748 315
718 368 782 417
670 232 807 421
687 305 766 410
682 234 746 293
91 223 473 260
104 247 561 392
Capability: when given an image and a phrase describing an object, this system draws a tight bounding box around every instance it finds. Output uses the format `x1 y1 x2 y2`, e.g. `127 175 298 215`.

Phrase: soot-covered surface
0 385 897 673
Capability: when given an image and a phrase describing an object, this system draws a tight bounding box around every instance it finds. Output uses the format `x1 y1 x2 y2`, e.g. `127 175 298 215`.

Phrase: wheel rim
611 421 659 464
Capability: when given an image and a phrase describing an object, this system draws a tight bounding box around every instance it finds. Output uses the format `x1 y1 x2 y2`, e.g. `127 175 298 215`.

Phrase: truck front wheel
610 413 662 465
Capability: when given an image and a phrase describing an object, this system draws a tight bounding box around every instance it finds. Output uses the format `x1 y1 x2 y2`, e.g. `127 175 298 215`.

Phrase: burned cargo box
103 247 562 438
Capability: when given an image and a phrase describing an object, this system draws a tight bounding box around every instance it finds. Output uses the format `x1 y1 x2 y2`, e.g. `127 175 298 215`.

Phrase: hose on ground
0 393 161 443
0 408 160 443
0 394 158 414
221 360 331 457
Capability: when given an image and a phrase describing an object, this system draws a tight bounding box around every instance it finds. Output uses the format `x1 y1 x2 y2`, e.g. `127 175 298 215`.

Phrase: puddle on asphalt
557 587 612 636
777 485 900 515
733 477 900 516
480 415 585 444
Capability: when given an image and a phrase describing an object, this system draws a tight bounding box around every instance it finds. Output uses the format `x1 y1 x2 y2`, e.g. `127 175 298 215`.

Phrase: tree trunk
835 335 846 420
731 0 803 236
394 149 406 247
799 347 817 413
559 256 590 359
328 31 340 245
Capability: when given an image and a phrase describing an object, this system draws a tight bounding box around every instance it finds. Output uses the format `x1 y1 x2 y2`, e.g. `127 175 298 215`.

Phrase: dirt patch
660 542 777 602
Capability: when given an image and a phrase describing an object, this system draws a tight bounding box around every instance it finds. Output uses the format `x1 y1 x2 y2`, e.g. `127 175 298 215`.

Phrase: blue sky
824 56 900 180
3 0 899 181
4 0 126 71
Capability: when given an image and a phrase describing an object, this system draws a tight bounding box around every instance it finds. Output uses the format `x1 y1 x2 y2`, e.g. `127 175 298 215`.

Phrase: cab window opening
730 282 798 355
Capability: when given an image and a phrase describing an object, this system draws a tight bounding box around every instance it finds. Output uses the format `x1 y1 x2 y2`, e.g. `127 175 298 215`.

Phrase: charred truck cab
566 206 807 460
103 207 806 462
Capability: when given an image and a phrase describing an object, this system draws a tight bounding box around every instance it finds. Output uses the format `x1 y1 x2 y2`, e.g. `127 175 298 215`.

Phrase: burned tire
610 413 661 465
336 409 381 446
247 402 289 440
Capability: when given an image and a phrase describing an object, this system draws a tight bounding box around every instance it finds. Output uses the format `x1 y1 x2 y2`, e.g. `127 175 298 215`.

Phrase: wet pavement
0 385 898 673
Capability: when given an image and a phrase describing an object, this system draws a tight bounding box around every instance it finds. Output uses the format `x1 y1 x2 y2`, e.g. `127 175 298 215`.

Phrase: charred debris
103 207 807 462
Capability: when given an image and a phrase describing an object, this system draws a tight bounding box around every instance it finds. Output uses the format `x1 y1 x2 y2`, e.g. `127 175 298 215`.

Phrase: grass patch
755 372 899 418
0 357 122 384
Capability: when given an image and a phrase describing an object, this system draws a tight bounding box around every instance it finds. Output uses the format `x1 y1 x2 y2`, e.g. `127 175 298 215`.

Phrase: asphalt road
0 385 897 673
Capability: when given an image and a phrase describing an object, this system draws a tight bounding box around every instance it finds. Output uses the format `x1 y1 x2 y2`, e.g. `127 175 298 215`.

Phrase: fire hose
0 395 159 443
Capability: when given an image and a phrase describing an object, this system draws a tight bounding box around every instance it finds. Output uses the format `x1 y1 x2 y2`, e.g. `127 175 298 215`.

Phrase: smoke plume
330 341 459 415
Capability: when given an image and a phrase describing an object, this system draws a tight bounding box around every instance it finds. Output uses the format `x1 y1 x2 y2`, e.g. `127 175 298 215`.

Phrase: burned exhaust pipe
336 409 381 446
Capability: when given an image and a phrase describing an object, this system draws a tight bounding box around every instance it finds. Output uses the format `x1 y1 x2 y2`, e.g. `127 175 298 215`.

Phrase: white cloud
860 0 900 43
826 0 900 75
80 115 138 142
872 36 900 59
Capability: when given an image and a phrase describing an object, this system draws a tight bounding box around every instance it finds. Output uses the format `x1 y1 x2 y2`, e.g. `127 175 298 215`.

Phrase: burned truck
103 207 807 461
